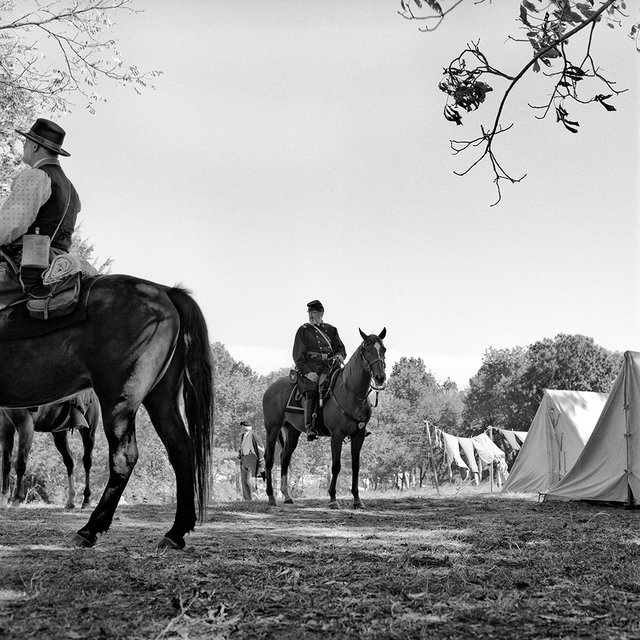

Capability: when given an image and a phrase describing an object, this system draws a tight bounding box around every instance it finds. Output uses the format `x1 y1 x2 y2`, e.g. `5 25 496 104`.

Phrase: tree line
10 325 623 504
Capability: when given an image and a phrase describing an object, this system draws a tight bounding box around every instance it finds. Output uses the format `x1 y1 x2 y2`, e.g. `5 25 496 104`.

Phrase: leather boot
304 396 318 441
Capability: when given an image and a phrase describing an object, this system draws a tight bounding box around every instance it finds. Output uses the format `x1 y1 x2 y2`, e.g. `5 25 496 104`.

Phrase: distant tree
463 346 527 432
463 335 622 432
399 0 637 202
387 357 438 406
0 1 159 192
70 226 112 273
513 333 622 423
369 356 464 488
211 342 263 452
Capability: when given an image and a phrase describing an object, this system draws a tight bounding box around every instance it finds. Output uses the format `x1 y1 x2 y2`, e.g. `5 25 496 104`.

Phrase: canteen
21 229 51 269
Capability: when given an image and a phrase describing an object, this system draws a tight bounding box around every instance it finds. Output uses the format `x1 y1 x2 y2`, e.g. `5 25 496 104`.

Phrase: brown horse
0 391 100 508
0 274 213 549
263 328 386 509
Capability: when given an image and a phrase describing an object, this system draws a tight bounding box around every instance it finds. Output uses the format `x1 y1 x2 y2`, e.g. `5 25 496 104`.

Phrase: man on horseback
292 299 346 441
0 118 93 294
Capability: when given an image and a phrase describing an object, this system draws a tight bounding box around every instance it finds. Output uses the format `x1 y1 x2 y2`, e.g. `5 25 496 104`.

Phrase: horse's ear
378 327 387 340
359 328 368 341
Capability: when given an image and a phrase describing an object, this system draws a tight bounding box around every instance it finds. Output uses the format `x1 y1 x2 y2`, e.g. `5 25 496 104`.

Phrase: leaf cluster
0 0 160 118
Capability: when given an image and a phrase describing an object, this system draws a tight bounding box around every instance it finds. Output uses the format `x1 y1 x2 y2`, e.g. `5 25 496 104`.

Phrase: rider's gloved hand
334 354 344 365
306 372 319 382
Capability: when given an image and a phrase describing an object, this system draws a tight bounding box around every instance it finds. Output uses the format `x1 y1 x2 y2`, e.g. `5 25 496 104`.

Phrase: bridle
357 340 386 408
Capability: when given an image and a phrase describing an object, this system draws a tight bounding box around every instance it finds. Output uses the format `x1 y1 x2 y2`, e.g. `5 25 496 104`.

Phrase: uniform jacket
292 322 346 376
27 160 80 252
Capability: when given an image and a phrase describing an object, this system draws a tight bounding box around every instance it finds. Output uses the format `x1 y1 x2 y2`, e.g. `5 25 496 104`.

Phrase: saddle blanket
285 385 304 413
0 275 101 341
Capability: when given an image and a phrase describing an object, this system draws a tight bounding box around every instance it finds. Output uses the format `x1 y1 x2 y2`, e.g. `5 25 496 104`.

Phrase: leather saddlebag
27 273 81 320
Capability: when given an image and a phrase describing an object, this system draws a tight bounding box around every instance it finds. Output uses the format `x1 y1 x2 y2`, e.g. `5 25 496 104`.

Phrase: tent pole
425 420 440 496
489 425 494 494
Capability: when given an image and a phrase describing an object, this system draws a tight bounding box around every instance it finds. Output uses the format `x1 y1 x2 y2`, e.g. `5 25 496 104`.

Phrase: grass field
0 489 638 639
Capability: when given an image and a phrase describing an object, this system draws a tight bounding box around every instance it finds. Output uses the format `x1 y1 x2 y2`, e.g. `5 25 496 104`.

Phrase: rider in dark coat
292 299 346 441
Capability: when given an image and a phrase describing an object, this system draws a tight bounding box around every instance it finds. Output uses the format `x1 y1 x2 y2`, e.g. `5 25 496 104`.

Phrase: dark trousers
240 453 258 500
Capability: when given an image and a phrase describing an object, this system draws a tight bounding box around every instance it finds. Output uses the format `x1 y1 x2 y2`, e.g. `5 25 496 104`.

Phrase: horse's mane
341 338 370 390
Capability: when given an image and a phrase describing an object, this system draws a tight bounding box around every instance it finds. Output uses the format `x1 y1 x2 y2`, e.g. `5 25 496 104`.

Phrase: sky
36 0 639 388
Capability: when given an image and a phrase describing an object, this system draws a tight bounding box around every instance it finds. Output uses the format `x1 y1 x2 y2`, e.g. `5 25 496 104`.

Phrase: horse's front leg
74 411 138 548
328 435 343 509
12 417 34 506
350 429 366 509
279 426 301 504
52 431 76 509
0 425 15 508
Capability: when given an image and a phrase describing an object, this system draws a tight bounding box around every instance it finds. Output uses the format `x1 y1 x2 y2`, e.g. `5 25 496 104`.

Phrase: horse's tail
166 286 214 521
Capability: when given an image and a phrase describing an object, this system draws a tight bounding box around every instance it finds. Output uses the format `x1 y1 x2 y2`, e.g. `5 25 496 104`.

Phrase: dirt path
0 492 638 639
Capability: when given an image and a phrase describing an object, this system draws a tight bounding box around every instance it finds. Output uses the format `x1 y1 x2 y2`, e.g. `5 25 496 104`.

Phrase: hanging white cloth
458 437 479 474
441 431 468 469
496 428 527 451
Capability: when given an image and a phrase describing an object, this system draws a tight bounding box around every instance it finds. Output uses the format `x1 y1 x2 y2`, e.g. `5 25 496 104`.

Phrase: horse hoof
72 532 95 548
81 502 91 509
268 497 277 506
158 536 185 550
328 501 341 510
65 503 76 510
283 498 294 505
353 501 365 509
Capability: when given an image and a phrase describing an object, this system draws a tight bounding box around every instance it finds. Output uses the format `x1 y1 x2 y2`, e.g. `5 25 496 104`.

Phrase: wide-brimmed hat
307 299 324 312
16 118 70 157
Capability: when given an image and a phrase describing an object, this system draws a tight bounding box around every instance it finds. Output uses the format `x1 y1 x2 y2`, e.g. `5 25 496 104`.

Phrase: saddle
27 272 81 320
285 367 341 413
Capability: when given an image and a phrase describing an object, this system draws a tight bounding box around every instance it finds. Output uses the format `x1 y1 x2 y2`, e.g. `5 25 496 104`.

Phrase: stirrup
306 427 318 441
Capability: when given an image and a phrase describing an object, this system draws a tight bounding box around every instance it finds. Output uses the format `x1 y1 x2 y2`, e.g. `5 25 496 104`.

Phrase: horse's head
358 327 387 389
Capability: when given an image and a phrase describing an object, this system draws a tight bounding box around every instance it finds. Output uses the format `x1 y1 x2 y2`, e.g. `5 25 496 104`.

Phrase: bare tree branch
402 0 630 203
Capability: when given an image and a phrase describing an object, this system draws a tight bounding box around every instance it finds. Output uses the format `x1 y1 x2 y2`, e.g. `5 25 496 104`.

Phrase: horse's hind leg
52 431 76 509
279 426 301 504
143 362 197 549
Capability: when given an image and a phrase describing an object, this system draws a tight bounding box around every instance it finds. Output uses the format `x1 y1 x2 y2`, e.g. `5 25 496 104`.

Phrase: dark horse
0 274 213 549
263 329 386 508
0 391 100 508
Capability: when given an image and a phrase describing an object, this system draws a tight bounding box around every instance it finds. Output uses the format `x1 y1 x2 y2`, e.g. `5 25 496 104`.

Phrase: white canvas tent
545 351 640 506
501 389 609 494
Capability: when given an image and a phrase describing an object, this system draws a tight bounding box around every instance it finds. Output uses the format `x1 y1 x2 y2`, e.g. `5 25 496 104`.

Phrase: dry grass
0 491 638 639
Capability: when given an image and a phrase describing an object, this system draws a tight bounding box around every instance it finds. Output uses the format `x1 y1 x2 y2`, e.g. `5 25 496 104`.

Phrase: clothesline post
424 419 440 495
488 425 494 494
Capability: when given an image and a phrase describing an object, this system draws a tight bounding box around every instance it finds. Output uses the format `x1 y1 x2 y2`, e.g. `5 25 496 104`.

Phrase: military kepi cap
307 300 324 312
16 118 71 157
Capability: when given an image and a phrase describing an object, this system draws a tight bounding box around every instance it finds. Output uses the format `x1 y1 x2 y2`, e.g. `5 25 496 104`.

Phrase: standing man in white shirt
0 118 84 293
237 420 265 501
